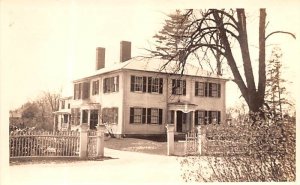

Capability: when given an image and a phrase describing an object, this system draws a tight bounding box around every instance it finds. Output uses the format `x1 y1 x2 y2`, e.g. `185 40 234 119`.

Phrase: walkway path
8 148 184 185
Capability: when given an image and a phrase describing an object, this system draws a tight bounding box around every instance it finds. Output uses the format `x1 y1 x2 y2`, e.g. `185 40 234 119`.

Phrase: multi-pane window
195 110 205 125
103 76 119 93
74 82 89 99
148 77 163 93
131 76 163 94
195 82 205 96
172 79 186 95
74 83 82 100
130 107 146 124
210 83 219 97
130 107 162 124
147 108 162 124
151 109 158 123
131 76 146 92
195 110 221 124
102 107 118 124
135 76 143 91
92 80 99 95
195 82 221 98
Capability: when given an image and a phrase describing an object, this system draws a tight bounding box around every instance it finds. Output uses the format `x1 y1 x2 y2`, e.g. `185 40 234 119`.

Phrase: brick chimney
96 47 105 70
120 41 131 62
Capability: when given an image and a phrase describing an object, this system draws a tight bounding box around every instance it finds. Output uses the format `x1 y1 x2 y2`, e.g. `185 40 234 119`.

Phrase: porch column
191 111 195 131
80 109 83 125
174 110 177 132
87 110 91 129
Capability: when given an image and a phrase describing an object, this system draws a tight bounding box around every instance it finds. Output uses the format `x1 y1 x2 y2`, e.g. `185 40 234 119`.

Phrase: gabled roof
74 57 227 82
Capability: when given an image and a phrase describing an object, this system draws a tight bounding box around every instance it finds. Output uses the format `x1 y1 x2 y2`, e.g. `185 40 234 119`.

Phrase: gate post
197 126 202 155
96 124 106 157
197 125 206 155
166 124 175 156
79 124 89 159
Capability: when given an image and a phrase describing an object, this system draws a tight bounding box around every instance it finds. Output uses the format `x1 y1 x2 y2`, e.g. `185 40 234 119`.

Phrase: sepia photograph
0 0 299 184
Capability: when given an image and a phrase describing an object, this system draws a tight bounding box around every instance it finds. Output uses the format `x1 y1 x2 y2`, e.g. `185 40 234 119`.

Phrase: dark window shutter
183 80 186 95
116 76 119 92
130 76 135 92
217 84 221 97
204 82 208 97
129 108 134 123
142 108 146 124
159 109 163 125
205 111 208 125
148 77 152 93
195 82 198 96
208 111 212 124
172 79 176 94
217 111 221 124
209 83 212 97
82 82 90 99
147 108 151 124
195 111 198 125
142 77 147 92
159 78 163 94
103 79 106 93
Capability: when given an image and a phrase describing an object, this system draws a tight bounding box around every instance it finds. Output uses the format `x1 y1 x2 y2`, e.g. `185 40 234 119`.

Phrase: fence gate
185 132 198 156
87 130 97 158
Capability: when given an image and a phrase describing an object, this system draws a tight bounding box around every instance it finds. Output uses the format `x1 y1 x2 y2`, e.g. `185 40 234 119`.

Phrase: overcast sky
1 0 300 110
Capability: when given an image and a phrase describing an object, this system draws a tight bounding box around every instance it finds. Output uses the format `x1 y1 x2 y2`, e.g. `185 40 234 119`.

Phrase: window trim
172 79 186 95
102 107 118 124
103 76 119 93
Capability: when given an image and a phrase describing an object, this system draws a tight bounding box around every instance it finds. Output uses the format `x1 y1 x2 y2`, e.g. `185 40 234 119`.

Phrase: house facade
55 41 227 136
53 96 73 131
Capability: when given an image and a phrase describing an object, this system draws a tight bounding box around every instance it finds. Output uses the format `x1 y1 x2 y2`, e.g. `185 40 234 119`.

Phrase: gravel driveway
8 148 184 185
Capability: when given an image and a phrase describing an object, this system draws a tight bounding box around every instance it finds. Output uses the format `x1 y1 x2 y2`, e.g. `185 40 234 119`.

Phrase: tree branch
265 31 296 41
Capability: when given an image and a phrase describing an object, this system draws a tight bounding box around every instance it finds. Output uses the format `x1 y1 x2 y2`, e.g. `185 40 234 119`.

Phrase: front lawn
104 137 167 155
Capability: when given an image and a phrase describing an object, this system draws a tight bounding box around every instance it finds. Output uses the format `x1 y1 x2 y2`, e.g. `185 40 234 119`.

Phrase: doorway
176 111 187 132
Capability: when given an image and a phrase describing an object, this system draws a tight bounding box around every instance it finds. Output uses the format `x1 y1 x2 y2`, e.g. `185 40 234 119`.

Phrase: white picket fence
10 125 106 159
9 131 80 158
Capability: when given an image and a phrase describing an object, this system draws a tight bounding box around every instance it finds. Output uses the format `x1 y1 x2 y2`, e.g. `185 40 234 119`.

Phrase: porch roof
168 101 198 113
53 110 71 115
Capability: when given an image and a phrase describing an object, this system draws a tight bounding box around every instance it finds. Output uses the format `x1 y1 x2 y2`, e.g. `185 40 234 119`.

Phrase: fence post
166 124 175 156
96 124 106 157
197 126 201 155
199 126 207 155
79 124 89 159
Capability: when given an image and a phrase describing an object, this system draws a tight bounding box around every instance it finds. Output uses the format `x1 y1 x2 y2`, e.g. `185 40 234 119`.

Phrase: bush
180 110 296 182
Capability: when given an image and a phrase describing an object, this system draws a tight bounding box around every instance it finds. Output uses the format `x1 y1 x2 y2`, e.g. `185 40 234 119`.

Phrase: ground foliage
180 108 295 182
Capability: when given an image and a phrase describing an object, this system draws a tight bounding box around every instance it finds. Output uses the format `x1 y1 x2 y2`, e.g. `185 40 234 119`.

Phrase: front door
176 111 183 132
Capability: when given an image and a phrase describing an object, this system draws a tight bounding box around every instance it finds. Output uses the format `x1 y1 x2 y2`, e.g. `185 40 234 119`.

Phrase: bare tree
149 9 295 114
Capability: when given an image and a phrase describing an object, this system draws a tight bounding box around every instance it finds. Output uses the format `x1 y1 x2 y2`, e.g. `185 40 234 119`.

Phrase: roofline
73 68 229 83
